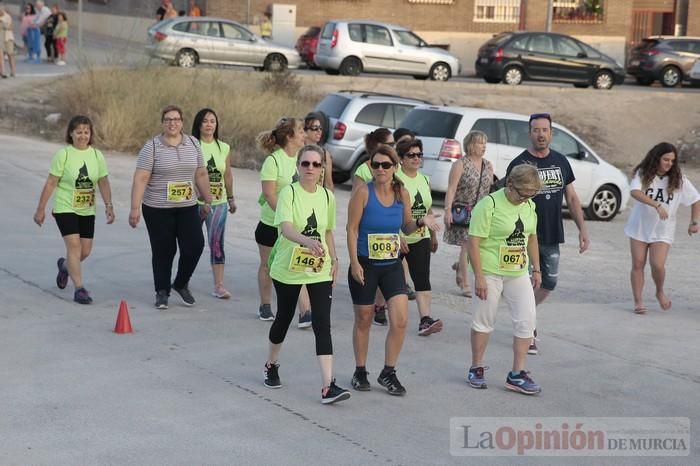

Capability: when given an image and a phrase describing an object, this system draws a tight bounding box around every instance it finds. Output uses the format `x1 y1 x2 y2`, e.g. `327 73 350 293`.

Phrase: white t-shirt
624 172 700 244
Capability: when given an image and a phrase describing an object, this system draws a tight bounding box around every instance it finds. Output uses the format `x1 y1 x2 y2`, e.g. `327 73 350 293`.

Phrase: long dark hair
65 115 94 146
365 128 392 156
632 142 682 194
371 145 404 202
191 108 221 150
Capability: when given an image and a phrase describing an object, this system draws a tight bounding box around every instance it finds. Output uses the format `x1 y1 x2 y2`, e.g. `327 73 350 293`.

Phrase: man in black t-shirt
505 113 590 354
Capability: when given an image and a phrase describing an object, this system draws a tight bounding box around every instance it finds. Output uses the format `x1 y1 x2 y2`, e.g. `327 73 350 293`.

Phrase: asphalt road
1 133 699 464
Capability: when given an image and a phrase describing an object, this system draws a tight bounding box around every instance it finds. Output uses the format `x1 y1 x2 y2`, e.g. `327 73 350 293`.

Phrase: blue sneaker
467 366 488 389
56 257 68 289
505 370 541 395
73 287 93 305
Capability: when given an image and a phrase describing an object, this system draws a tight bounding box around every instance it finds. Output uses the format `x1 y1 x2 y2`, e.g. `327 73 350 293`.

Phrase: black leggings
45 34 56 60
404 237 432 292
142 204 204 292
270 280 333 355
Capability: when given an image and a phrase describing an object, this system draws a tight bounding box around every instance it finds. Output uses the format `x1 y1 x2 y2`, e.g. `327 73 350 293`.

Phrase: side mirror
577 150 588 159
577 51 587 58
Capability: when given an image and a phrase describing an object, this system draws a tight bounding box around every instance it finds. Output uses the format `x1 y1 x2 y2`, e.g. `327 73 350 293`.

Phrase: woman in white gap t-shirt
624 142 700 314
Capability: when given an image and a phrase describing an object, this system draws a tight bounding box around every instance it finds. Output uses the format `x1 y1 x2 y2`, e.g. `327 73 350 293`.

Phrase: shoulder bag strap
471 161 485 210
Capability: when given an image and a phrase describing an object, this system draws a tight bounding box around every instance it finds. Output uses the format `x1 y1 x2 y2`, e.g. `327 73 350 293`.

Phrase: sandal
633 306 647 315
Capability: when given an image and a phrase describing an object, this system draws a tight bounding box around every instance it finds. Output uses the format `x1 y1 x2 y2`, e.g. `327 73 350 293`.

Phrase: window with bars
407 0 454 4
474 0 520 23
553 0 604 23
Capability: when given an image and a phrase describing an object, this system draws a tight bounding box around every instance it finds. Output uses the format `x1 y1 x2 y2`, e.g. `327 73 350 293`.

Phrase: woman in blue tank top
346 145 440 396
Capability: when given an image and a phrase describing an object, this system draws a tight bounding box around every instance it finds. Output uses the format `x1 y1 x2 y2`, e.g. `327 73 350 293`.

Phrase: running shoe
418 316 443 336
172 284 195 306
264 362 281 388
505 370 541 395
321 379 351 404
258 304 274 321
56 257 68 290
298 311 312 329
73 287 93 305
351 369 371 391
528 338 539 355
406 284 416 301
373 305 388 326
212 286 231 299
467 366 488 389
377 369 406 396
155 290 169 309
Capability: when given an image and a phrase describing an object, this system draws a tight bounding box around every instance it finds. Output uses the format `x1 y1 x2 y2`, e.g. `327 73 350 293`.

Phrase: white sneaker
56 60 66 66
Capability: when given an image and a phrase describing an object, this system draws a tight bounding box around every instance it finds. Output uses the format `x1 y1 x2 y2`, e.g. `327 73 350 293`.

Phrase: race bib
210 181 224 201
368 233 400 260
498 245 527 271
167 181 194 202
72 189 95 209
289 246 325 273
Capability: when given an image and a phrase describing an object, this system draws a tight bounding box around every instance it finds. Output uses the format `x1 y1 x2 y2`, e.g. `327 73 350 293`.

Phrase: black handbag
450 160 485 227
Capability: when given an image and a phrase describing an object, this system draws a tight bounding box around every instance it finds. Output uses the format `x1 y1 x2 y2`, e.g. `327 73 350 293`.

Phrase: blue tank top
357 182 404 265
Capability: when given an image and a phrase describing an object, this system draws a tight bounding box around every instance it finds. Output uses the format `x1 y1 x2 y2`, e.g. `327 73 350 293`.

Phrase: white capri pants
470 273 536 338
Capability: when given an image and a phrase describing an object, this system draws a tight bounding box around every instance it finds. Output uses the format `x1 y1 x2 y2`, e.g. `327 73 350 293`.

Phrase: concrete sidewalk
1 134 698 464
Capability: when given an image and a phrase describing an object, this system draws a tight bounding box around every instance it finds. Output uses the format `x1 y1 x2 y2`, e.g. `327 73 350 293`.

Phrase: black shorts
404 237 431 292
53 212 95 238
348 257 406 306
255 221 278 247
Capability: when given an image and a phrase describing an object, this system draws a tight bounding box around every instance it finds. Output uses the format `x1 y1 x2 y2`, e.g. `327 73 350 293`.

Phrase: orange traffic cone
114 299 133 334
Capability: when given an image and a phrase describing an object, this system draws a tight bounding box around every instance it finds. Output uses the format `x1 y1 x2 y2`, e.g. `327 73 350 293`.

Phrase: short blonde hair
507 164 542 192
462 130 488 156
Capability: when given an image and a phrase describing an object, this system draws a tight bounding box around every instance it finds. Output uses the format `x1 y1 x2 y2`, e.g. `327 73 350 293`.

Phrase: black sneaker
258 304 274 321
155 290 169 309
373 305 388 326
73 287 93 305
321 379 351 404
406 284 416 301
351 369 371 391
172 284 195 306
377 369 406 396
56 257 68 289
418 316 443 336
264 362 282 388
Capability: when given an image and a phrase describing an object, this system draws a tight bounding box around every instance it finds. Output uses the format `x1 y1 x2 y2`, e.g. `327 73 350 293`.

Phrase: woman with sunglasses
191 108 237 299
263 144 350 404
255 117 306 322
303 112 334 191
351 128 394 193
347 146 440 396
466 164 542 395
444 130 493 298
395 138 442 336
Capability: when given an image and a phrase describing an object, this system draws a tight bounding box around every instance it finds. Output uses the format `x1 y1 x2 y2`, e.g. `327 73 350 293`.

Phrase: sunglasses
371 161 395 170
529 112 551 124
512 185 538 201
305 126 322 132
300 161 323 168
404 152 423 159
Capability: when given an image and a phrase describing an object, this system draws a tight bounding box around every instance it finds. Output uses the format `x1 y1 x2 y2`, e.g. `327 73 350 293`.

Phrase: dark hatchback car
627 36 700 87
295 26 321 68
475 31 626 89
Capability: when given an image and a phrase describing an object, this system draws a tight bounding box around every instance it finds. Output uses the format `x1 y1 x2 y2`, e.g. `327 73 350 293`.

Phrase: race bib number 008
167 181 194 202
368 233 400 260
210 181 224 201
498 245 527 271
72 189 95 209
289 246 325 273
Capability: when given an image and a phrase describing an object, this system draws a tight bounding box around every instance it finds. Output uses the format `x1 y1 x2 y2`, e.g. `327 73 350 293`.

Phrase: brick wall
687 0 700 36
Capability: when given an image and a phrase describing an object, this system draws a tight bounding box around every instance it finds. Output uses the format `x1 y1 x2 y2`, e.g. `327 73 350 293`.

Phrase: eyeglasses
404 152 423 159
371 161 395 170
305 126 322 132
529 112 551 125
163 117 183 123
300 161 323 168
512 185 538 201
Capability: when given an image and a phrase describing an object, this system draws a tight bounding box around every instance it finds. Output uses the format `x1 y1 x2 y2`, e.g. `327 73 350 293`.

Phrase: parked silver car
315 20 460 80
146 17 301 71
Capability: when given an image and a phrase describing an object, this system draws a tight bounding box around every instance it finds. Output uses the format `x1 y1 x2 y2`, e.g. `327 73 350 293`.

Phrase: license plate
480 57 488 64
629 59 640 67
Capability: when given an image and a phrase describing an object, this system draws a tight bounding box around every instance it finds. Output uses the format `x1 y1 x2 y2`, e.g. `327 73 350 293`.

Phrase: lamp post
545 0 553 32
78 0 82 52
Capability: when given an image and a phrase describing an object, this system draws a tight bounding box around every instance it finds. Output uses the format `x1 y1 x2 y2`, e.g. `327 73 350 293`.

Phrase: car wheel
264 54 287 72
503 66 523 85
484 77 501 84
429 62 451 81
331 171 351 184
593 71 614 89
585 184 621 221
661 66 681 87
635 76 654 86
324 69 340 75
175 49 197 68
573 83 589 88
339 57 362 76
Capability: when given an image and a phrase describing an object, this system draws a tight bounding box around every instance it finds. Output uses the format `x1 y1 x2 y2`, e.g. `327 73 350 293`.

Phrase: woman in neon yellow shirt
192 108 237 299
34 115 115 304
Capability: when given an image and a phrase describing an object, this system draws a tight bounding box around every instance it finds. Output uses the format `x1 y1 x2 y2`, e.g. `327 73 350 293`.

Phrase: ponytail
391 173 404 202
256 130 277 153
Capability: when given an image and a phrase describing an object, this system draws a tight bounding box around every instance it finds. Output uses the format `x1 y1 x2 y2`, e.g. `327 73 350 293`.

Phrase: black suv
475 31 626 89
627 36 700 87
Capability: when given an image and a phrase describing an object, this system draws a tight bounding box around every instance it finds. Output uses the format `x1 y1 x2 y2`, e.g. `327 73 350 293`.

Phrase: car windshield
393 30 423 47
400 109 462 138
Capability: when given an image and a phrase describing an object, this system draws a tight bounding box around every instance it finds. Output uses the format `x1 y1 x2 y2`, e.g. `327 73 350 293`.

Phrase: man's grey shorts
538 243 560 291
